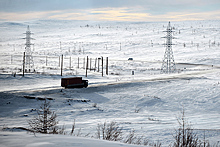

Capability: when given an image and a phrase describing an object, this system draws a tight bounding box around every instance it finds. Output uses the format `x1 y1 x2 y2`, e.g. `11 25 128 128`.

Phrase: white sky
0 0 220 21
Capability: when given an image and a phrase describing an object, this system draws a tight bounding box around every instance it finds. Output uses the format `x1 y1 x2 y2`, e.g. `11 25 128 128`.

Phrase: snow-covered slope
0 20 220 146
0 131 144 147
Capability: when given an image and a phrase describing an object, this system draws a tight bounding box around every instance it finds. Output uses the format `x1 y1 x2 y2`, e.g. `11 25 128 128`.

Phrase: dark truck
61 77 88 88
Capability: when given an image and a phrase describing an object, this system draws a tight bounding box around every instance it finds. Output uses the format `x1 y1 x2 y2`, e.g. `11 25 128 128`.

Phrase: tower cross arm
163 30 175 33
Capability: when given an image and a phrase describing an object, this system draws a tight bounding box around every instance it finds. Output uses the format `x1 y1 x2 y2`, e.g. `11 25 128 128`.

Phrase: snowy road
1 65 219 94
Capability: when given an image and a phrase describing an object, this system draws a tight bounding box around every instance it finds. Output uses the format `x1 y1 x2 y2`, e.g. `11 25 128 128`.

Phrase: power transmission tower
23 25 34 70
161 22 176 74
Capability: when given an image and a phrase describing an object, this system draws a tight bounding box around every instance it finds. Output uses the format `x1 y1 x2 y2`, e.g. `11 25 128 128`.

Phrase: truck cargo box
61 77 88 88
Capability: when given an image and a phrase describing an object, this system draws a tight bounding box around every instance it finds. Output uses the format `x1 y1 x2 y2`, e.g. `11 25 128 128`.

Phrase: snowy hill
0 20 220 146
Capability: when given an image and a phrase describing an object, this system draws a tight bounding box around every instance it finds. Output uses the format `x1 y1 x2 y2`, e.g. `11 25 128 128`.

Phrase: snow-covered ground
0 20 220 146
1 131 148 147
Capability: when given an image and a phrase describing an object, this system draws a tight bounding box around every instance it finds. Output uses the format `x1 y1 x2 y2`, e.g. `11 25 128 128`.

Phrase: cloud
0 0 219 12
0 11 61 21
165 10 220 21
1 7 219 22
88 7 149 21
0 0 219 21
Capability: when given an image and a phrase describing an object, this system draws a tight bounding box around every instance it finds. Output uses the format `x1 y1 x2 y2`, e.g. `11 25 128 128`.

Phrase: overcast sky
0 0 220 21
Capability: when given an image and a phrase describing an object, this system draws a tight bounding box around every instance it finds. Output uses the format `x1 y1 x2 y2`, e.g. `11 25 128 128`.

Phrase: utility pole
60 41 62 53
46 56 47 66
86 56 88 77
61 55 63 76
161 22 176 74
69 57 71 69
58 56 60 67
101 57 103 77
83 57 85 69
23 52 25 77
98 58 100 72
90 58 92 71
78 57 80 68
95 58 97 71
106 57 108 75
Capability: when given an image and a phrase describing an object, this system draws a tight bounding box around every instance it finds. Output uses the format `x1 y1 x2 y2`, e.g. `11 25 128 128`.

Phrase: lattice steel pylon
23 25 34 70
161 22 176 74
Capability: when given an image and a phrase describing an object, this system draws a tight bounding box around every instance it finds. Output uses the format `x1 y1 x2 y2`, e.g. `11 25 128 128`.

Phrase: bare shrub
124 129 144 145
124 129 136 144
96 123 101 139
143 139 149 146
97 121 123 141
70 119 75 136
172 108 202 147
150 140 162 147
51 125 66 135
77 128 82 136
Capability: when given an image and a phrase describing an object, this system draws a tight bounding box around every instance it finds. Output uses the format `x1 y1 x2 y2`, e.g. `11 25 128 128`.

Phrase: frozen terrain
0 20 220 146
